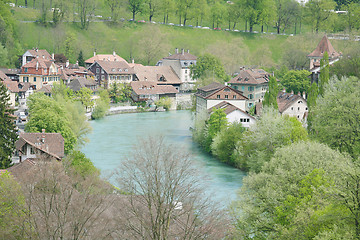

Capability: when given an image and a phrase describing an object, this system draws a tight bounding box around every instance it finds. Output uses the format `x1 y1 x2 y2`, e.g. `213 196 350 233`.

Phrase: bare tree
115 136 227 239
77 0 96 29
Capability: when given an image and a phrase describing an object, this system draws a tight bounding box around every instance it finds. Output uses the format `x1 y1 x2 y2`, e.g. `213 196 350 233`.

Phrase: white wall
227 110 256 128
207 99 247 112
282 100 308 121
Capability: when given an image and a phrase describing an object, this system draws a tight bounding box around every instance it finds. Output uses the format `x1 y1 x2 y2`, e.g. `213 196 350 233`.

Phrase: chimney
132 58 135 64
94 51 96 57
35 48 38 52
66 59 69 68
175 48 178 54
36 61 39 71
76 60 79 65
113 51 116 57
187 49 189 53
291 90 294 95
297 92 301 96
181 49 184 55
52 53 55 60
282 88 286 93
303 92 306 99
41 129 45 143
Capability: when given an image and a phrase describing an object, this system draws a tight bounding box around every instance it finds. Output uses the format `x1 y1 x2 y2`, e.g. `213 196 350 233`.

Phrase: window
44 69 47 73
291 107 293 110
225 95 229 99
112 68 115 72
306 107 308 110
224 88 230 92
30 147 35 155
248 86 254 91
23 77 29 82
33 77 36 82
233 95 236 99
24 68 28 73
298 107 300 111
119 68 122 72
124 69 128 72
102 75 105 80
242 86 245 91
233 86 238 90
185 70 188 74
248 94 253 99
217 95 220 99
96 68 100 73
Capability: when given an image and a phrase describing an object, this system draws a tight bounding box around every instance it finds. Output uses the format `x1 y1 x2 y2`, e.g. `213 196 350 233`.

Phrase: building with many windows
228 68 270 110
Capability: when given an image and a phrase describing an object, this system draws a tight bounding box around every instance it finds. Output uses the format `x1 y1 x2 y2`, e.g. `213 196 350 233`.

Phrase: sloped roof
131 81 178 95
7 159 36 179
0 69 11 81
37 85 53 94
163 52 197 61
0 68 21 75
133 65 181 84
22 58 53 69
95 60 135 75
208 101 255 119
85 54 126 64
229 69 270 85
307 35 341 59
26 49 52 60
16 132 65 160
203 85 248 100
198 82 224 92
2 80 19 93
18 82 33 92
67 77 97 92
277 92 306 113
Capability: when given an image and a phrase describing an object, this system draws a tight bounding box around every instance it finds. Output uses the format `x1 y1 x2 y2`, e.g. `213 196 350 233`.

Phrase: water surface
82 111 246 207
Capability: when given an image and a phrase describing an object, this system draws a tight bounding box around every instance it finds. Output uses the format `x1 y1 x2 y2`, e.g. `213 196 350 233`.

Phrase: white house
277 91 308 122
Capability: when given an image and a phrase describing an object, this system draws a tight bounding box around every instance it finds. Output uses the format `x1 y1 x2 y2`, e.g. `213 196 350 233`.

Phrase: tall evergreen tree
77 50 85 67
319 51 329 96
263 76 279 110
0 82 17 169
307 81 319 132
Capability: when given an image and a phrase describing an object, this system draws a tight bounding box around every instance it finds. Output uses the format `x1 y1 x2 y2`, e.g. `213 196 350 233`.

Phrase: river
82 110 246 208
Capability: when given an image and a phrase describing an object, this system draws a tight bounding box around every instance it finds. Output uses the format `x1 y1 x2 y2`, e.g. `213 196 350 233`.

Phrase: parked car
138 20 146 23
233 29 240 32
168 23 174 26
214 27 221 30
19 112 27 122
202 26 210 29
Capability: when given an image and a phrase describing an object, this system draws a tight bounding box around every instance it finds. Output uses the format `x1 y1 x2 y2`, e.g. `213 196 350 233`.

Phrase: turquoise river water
82 110 246 208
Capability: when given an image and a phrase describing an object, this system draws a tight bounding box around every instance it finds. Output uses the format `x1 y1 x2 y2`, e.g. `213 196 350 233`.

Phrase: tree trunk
25 0 27 7
133 10 135 21
245 20 247 32
233 22 236 30
228 19 230 30
163 14 166 24
33 0 35 9
166 14 168 24
261 25 263 33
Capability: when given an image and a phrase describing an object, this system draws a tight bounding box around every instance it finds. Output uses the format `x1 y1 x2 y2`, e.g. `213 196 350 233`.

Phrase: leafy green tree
75 87 94 110
331 48 360 79
210 1 226 29
128 0 144 21
232 141 352 239
26 93 77 154
281 70 311 94
193 0 208 26
144 0 161 22
77 50 85 67
155 97 172 110
305 0 337 33
160 0 175 23
77 0 96 29
235 107 308 172
319 51 329 96
239 0 269 32
275 0 301 34
64 32 76 62
312 76 360 159
64 150 99 178
51 82 74 100
92 89 110 119
106 0 121 21
190 53 229 84
342 2 360 32
109 83 132 103
202 108 228 153
177 0 194 26
263 76 279 110
0 82 17 169
211 122 246 166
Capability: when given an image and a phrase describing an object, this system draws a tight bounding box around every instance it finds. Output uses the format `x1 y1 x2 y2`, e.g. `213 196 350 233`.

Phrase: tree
193 0 208 26
77 50 85 67
144 0 161 22
128 0 144 21
75 87 94 110
342 2 360 32
319 51 329 96
211 122 246 166
64 150 99 178
275 0 300 34
190 53 229 84
263 76 279 109
26 93 78 153
312 76 360 159
115 136 227 239
232 141 352 239
177 0 194 26
77 0 96 29
92 89 110 119
64 32 76 62
305 0 337 33
239 0 269 32
235 107 308 172
0 82 17 169
106 0 121 21
281 70 311 94
159 0 175 24
210 1 226 29
306 81 319 131
109 83 132 103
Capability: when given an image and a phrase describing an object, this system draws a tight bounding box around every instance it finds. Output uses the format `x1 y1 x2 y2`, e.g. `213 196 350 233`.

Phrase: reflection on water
82 110 246 208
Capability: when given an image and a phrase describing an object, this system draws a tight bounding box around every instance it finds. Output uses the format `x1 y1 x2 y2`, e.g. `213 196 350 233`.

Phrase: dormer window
124 69 128 72
118 68 122 72
24 68 28 73
224 88 230 92
112 68 115 72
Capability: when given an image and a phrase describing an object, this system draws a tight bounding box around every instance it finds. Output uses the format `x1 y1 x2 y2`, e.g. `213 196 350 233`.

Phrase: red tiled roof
26 49 52 60
208 101 255 119
85 54 126 64
307 35 341 59
21 58 58 75
204 86 248 100
95 60 135 75
133 65 181 84
0 69 11 81
229 69 270 85
16 132 65 160
131 81 178 95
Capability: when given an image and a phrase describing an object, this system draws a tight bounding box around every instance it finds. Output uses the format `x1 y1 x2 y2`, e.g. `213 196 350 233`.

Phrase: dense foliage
0 82 17 168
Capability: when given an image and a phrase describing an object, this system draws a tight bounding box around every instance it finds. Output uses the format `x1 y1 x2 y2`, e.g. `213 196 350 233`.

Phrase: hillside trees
177 0 194 26
0 82 17 168
144 0 161 22
106 0 122 21
305 0 337 33
128 0 144 21
77 0 96 29
263 76 279 109
274 0 300 34
159 0 175 24
319 51 330 96
281 69 311 94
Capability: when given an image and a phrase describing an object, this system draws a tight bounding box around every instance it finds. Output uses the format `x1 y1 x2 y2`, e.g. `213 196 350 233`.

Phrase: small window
242 86 245 91
225 95 229 99
124 69 128 72
119 68 122 72
96 68 100 73
112 68 115 72
33 77 36 82
30 147 35 155
298 107 300 111
291 107 293 110
233 95 236 99
306 107 308 110
217 95 220 99
185 70 188 74
24 68 28 73
224 88 230 92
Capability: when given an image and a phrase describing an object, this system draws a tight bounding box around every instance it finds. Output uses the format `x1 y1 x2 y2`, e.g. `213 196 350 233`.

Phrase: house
60 60 95 83
228 68 270 109
277 91 308 121
130 81 178 108
85 51 126 67
15 130 65 163
88 60 135 88
195 82 248 115
307 35 342 82
67 77 97 92
0 68 20 81
208 101 256 128
157 48 197 91
1 79 19 108
21 48 53 66
131 64 182 90
17 82 34 100
19 58 61 90
37 85 53 97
